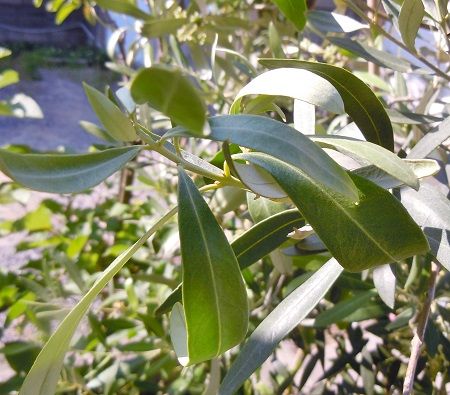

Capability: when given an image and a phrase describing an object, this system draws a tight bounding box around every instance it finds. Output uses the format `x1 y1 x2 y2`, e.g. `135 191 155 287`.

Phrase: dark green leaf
219 258 343 395
83 83 137 142
259 59 394 151
236 152 429 272
173 168 248 365
131 66 207 135
0 146 141 193
165 115 359 201
271 0 307 30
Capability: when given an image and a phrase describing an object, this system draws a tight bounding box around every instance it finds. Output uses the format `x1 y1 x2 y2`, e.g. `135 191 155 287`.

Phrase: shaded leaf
259 59 394 151
398 0 425 51
219 258 343 394
408 116 450 158
307 10 369 33
0 146 141 193
142 18 188 38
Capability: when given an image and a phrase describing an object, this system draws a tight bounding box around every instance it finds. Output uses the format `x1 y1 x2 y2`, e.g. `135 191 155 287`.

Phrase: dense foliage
0 0 449 394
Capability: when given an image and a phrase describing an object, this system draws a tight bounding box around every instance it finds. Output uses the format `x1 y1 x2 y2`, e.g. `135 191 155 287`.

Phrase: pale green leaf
0 146 141 193
398 0 425 51
83 83 137 142
307 10 369 33
231 68 344 115
0 70 19 89
142 18 188 38
271 0 307 30
259 59 394 151
94 0 150 19
373 264 396 309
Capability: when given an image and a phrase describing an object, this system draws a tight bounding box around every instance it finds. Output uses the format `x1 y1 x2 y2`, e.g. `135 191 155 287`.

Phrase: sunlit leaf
95 0 150 19
174 168 248 365
373 264 396 309
0 146 141 193
219 258 343 394
259 59 394 151
307 10 369 33
236 152 429 272
271 0 307 30
408 116 450 158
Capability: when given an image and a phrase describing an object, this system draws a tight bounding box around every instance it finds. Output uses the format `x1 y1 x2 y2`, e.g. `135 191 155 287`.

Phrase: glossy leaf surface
231 68 344 115
307 11 369 33
165 115 359 201
131 66 207 135
0 146 141 193
312 136 419 189
236 152 429 272
219 258 343 394
259 59 394 151
175 168 248 365
83 83 137 142
373 264 396 309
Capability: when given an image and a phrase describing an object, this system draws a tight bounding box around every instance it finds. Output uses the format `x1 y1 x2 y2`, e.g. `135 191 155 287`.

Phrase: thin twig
402 260 441 395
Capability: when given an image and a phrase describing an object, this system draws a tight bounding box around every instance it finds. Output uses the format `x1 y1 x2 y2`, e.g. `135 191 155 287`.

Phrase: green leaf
312 135 419 189
408 116 450 158
174 168 248 365
233 209 303 270
83 83 136 142
79 121 119 144
142 18 188 38
94 0 150 19
235 152 429 272
271 0 307 30
156 209 304 315
231 68 344 115
247 194 286 222
307 10 369 33
19 207 176 395
268 22 285 58
398 0 425 51
314 290 378 327
259 59 394 151
0 70 19 89
165 115 360 202
387 109 443 124
0 146 141 193
0 47 12 59
353 159 439 189
131 66 207 135
328 37 411 72
401 184 450 271
219 258 343 395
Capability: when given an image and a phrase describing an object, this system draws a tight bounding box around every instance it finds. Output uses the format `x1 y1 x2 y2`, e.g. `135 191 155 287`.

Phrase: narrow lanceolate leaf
271 0 307 31
19 208 177 395
83 83 137 142
165 115 359 202
142 18 188 38
230 68 344 115
236 152 429 272
408 116 450 159
131 66 207 135
307 11 369 33
401 184 450 271
352 159 439 189
312 136 419 189
259 59 394 151
398 0 425 51
219 258 343 395
373 264 396 309
157 209 304 316
175 168 248 365
94 0 150 19
0 146 141 193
